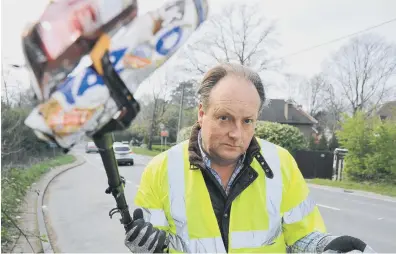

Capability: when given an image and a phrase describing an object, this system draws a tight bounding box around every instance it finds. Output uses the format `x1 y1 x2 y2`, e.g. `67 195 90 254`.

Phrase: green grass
307 178 396 197
1 154 76 247
132 144 173 157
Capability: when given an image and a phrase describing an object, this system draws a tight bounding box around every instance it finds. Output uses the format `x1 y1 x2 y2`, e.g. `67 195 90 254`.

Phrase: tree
170 80 198 109
147 97 169 150
328 134 339 151
317 135 328 151
324 34 396 115
138 72 172 150
308 135 318 150
182 3 280 76
300 74 327 116
282 73 306 101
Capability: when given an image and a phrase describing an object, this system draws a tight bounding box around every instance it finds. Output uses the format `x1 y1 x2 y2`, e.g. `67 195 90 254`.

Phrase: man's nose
228 122 243 140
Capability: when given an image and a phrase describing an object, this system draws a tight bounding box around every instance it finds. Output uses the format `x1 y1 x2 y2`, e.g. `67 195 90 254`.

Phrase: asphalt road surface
44 147 396 253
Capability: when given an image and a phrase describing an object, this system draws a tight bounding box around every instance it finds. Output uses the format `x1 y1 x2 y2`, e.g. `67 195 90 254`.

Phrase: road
44 148 396 253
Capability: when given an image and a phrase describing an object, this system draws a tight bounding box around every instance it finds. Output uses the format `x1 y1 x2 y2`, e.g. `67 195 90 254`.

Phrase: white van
113 143 134 166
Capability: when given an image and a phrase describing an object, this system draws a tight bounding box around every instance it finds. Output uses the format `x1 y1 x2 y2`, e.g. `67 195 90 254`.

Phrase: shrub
336 111 396 183
177 126 194 143
255 121 307 153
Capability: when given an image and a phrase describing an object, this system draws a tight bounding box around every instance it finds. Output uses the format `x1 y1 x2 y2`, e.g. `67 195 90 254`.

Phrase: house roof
258 99 318 125
377 101 396 118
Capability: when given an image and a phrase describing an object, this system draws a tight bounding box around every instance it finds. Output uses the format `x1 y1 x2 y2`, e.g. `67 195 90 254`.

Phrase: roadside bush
1 100 74 251
1 103 64 170
337 111 396 183
177 125 194 143
1 155 75 251
255 121 307 153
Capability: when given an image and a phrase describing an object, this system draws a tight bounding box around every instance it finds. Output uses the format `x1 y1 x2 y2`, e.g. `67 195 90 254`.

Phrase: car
113 143 134 166
85 141 99 153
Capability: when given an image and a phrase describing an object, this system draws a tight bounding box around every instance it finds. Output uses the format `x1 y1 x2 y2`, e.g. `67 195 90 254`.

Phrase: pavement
9 154 86 253
43 146 150 253
42 147 396 253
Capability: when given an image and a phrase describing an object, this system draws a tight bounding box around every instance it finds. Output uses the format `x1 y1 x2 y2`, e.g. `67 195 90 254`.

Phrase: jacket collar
188 122 262 170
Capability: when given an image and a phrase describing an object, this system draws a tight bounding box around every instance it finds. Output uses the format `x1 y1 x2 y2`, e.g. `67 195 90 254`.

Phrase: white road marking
317 204 341 211
309 184 396 203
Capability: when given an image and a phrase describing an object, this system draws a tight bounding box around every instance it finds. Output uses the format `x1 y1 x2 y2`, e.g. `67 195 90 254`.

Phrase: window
87 142 96 147
114 146 130 152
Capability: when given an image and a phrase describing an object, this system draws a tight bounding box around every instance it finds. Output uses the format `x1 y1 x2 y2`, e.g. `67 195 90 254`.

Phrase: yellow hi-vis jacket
134 138 327 253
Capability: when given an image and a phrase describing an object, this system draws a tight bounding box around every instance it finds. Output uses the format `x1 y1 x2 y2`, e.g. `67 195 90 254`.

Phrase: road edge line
37 153 86 253
308 183 396 203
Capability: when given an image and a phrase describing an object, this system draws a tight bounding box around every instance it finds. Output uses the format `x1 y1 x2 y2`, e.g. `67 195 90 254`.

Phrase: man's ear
198 103 204 126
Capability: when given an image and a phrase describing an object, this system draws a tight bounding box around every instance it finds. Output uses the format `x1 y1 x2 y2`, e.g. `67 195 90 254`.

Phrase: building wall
294 124 314 141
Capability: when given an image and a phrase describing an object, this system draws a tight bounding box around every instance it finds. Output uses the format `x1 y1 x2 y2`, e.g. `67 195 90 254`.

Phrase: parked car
85 141 99 153
113 143 134 166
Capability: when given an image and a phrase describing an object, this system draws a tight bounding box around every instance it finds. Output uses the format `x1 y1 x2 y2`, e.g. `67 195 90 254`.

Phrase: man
124 63 374 253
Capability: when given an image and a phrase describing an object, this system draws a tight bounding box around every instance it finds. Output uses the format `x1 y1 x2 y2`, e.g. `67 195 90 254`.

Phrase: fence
293 150 334 180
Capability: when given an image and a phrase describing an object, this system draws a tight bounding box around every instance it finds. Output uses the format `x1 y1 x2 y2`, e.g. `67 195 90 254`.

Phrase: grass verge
132 145 172 157
1 154 76 250
306 178 396 197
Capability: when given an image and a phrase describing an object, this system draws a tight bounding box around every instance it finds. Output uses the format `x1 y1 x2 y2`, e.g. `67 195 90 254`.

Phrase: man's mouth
223 144 240 148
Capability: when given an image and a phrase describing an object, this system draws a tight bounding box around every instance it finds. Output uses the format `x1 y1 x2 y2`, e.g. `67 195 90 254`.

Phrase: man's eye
244 119 253 124
219 116 228 121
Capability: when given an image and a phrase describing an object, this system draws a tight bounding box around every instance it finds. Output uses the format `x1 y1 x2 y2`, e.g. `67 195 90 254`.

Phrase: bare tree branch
2 210 35 253
325 33 396 114
180 2 281 80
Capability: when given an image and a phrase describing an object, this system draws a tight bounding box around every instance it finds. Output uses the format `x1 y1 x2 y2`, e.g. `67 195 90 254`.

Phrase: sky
2 0 396 105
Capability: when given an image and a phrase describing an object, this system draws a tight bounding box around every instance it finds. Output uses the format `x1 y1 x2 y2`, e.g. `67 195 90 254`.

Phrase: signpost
160 130 169 152
159 122 168 152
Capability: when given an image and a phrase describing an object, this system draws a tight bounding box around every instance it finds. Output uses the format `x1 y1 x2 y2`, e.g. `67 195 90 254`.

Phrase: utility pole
176 82 185 141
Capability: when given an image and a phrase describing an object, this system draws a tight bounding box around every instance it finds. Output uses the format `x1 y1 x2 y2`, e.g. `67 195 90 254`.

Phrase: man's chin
217 152 242 164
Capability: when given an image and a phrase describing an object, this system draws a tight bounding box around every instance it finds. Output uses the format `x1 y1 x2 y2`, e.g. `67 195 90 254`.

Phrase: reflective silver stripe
283 195 316 224
167 145 189 252
141 208 169 227
230 139 283 249
167 144 227 253
190 237 226 253
261 139 283 245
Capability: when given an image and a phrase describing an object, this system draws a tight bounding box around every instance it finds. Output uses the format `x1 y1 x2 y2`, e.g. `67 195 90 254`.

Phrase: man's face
198 75 261 166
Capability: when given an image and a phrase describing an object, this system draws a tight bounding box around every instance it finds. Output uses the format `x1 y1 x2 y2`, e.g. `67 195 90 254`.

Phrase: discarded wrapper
24 0 209 149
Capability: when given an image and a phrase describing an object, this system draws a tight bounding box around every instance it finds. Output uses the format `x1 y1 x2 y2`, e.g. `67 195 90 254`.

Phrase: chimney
284 101 293 121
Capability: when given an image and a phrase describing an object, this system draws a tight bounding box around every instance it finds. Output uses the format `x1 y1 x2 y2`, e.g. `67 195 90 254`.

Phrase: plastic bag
24 0 209 148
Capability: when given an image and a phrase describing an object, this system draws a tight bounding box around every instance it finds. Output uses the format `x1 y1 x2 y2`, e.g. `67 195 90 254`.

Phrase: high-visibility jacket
134 138 327 253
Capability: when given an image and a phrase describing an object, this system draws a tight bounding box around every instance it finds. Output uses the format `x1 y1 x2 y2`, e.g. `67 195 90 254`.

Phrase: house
258 99 318 140
377 101 396 121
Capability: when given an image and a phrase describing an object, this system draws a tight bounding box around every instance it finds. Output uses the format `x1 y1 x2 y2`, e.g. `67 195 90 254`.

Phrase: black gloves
125 208 168 253
324 235 375 253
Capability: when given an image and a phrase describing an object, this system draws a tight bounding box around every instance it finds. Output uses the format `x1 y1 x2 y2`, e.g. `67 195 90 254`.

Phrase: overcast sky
2 0 396 104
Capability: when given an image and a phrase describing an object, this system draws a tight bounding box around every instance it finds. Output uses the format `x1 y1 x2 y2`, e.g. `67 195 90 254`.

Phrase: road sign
160 130 169 137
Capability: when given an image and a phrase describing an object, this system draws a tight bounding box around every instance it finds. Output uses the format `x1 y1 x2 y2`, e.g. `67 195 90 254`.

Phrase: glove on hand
125 208 167 253
324 235 375 253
